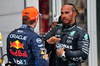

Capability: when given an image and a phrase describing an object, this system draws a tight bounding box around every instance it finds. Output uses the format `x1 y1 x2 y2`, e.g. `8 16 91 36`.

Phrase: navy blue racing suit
42 22 90 66
7 24 48 66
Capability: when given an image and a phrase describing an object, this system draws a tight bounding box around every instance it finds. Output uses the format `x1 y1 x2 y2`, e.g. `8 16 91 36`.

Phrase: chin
63 22 69 24
63 22 70 25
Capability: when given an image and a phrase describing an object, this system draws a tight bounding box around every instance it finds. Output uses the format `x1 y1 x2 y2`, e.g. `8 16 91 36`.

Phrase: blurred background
39 0 87 34
0 0 100 66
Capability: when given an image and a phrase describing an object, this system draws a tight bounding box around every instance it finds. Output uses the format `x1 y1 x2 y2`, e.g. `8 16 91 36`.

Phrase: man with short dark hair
42 3 90 66
7 7 49 66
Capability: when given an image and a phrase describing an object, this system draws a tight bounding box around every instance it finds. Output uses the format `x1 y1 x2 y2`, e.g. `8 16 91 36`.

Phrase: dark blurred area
39 0 49 34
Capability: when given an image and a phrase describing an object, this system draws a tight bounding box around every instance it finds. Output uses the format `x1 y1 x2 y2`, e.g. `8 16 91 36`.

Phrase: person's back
7 7 48 66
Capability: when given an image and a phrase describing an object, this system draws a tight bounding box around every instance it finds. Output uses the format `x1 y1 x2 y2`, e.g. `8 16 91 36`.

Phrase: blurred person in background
49 21 58 30
42 3 90 66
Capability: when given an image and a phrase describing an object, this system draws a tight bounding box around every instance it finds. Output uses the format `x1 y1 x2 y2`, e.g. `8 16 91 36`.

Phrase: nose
61 13 66 18
61 14 66 20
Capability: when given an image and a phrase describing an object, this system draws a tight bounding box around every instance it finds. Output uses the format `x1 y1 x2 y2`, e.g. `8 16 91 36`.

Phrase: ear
73 12 76 17
35 18 38 23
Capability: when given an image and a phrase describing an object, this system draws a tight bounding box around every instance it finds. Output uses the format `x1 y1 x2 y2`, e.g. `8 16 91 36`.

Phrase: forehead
61 5 73 12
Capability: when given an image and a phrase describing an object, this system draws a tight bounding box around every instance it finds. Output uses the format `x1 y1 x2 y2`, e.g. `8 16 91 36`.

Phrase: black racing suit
42 22 90 66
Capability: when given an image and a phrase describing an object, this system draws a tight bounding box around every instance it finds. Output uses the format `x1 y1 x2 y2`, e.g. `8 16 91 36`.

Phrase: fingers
51 38 60 43
56 48 65 57
62 47 65 50
58 38 61 41
45 54 48 57
45 54 49 61
47 36 61 44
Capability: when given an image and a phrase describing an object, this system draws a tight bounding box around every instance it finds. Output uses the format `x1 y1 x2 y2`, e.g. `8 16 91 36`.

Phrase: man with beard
42 3 90 66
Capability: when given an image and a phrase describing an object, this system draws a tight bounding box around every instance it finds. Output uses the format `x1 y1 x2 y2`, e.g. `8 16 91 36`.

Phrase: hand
47 36 61 44
56 47 65 57
45 54 49 61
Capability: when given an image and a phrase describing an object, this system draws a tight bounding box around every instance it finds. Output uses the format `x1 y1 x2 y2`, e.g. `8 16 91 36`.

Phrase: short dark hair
64 3 79 15
22 16 35 25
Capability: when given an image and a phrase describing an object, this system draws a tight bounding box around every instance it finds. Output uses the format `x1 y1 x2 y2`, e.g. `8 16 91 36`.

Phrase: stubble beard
63 13 73 26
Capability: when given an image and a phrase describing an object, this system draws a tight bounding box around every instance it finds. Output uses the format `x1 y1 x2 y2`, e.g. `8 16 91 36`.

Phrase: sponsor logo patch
70 31 76 36
36 38 42 43
9 49 28 57
9 34 27 40
41 51 44 54
10 40 24 49
84 34 88 40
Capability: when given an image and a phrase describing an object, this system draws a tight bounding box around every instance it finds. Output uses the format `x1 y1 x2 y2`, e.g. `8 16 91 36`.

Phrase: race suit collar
20 24 34 32
63 22 77 31
63 22 76 28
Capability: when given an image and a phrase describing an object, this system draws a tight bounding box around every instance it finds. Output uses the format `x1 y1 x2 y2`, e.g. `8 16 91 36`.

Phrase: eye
65 11 69 14
61 12 63 14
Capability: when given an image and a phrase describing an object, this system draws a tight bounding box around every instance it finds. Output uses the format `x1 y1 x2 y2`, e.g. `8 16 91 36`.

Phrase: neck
28 23 36 29
70 19 75 25
28 19 37 28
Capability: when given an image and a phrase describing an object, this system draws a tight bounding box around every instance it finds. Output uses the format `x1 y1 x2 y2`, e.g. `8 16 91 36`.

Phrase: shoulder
72 24 89 39
75 24 87 33
54 23 63 29
33 32 41 38
31 33 43 46
8 28 19 35
74 24 89 39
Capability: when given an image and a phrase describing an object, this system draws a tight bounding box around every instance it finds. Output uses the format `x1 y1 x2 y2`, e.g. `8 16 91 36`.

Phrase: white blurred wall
0 0 39 64
0 0 24 64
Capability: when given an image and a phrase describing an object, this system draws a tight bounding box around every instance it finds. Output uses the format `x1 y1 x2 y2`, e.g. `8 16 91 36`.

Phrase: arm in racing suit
7 24 48 66
42 22 90 66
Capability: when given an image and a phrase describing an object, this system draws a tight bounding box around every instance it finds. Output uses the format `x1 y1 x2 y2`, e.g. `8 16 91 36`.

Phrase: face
61 5 76 25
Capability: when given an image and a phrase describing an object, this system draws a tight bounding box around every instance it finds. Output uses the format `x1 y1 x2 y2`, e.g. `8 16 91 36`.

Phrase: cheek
65 14 71 18
67 15 72 19
61 14 72 19
61 16 63 20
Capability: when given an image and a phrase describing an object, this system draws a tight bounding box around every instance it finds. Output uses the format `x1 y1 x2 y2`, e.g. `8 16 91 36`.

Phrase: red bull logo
9 49 28 57
10 40 24 49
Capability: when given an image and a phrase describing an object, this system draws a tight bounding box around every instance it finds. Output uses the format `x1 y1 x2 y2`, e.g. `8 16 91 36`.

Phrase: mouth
62 19 67 22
